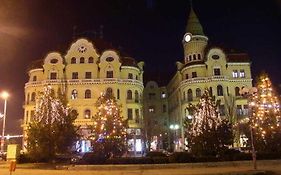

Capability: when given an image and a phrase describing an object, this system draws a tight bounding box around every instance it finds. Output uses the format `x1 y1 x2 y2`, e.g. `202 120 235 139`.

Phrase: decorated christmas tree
26 86 78 162
250 73 281 152
185 89 233 156
90 93 127 159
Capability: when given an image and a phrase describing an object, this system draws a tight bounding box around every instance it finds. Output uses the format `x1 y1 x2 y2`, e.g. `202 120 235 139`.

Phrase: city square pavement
0 161 281 175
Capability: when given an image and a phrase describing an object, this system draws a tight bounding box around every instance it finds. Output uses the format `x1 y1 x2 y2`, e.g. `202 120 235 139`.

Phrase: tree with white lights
185 89 233 156
250 73 281 152
90 93 127 159
26 86 78 162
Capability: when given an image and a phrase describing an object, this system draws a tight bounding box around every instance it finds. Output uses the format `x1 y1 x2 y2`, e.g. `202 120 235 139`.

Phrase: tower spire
186 2 204 35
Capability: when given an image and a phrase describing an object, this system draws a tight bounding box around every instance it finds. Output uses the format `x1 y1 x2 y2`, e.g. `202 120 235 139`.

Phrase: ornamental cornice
25 78 144 89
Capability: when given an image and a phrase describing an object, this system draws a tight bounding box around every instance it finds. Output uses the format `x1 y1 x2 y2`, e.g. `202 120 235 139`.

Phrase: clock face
184 33 192 43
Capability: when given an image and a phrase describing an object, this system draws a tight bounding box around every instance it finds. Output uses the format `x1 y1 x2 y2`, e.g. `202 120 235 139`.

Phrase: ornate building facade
22 6 254 154
22 38 144 155
167 7 252 150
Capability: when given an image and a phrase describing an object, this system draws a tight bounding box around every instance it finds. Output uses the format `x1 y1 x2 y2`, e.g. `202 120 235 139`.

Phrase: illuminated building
22 38 144 155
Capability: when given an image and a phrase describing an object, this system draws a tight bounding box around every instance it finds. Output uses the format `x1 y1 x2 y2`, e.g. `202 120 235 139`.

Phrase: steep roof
186 7 204 35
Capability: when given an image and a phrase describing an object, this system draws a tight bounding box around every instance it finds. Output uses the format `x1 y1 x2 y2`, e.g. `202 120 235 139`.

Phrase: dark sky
0 0 281 134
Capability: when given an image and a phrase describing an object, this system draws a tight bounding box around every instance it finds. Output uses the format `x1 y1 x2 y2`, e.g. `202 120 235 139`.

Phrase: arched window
193 54 196 60
88 57 94 63
32 76 37 81
198 54 201 60
80 57 85 63
85 89 91 99
135 91 139 103
127 90 132 100
217 85 223 96
71 57 76 64
117 89 120 99
196 88 201 97
84 109 91 119
31 92 36 102
71 89 78 99
235 87 240 96
187 89 193 101
106 88 113 97
188 55 192 61
27 93 30 104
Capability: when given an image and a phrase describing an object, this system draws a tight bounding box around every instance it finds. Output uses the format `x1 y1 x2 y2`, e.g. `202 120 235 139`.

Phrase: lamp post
169 124 179 152
0 91 9 153
240 87 257 170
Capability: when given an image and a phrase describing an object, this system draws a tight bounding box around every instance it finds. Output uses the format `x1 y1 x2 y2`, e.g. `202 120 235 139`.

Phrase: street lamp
0 91 9 153
240 87 257 170
169 124 180 152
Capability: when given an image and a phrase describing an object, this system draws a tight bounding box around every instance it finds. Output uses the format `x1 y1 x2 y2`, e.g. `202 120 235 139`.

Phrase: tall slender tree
249 73 281 152
90 93 127 159
26 86 78 162
185 89 233 156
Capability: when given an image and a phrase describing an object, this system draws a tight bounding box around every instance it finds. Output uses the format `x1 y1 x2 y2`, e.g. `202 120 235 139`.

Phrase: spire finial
190 0 193 9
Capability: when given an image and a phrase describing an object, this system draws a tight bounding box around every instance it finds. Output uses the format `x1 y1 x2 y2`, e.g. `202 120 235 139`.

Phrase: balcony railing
25 78 143 87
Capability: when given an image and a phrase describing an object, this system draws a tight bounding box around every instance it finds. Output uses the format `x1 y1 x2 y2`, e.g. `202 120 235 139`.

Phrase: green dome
186 7 204 35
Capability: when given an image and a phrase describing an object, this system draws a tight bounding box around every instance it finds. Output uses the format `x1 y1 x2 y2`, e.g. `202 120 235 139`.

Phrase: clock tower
183 6 208 64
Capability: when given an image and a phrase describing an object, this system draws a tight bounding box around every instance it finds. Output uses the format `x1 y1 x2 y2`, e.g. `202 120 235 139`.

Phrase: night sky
0 0 280 134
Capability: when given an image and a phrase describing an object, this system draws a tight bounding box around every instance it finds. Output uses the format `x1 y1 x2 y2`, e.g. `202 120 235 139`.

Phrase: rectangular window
185 74 189 79
192 72 197 78
148 93 156 100
106 71 113 78
50 72 57 80
128 73 133 79
72 72 78 79
127 108 133 120
236 105 242 116
163 104 167 113
135 109 140 123
240 70 245 78
148 106 155 113
232 70 238 78
30 110 35 122
243 105 249 115
85 72 92 79
214 68 221 76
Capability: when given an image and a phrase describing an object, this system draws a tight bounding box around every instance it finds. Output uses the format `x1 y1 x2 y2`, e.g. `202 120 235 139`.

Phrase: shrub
152 157 169 164
79 152 107 164
17 153 33 164
232 152 252 161
194 156 219 162
146 152 167 158
169 152 194 163
257 152 281 160
105 157 153 164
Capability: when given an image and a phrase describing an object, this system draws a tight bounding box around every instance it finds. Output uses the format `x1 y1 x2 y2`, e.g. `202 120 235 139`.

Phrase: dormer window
32 76 37 81
88 57 94 63
232 70 238 78
80 57 85 63
50 72 57 80
71 57 76 64
214 68 221 76
106 71 113 78
106 57 114 62
192 72 197 78
128 73 133 79
240 70 245 78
